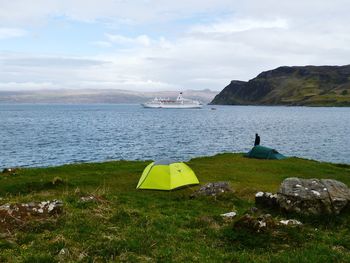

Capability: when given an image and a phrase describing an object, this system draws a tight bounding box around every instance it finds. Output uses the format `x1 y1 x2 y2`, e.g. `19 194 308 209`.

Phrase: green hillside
211 65 350 106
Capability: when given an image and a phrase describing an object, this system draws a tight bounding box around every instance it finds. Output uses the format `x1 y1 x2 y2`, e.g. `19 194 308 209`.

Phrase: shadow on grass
222 224 311 252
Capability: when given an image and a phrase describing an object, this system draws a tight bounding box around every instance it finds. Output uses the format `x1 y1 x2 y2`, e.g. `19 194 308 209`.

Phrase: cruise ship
141 92 203 109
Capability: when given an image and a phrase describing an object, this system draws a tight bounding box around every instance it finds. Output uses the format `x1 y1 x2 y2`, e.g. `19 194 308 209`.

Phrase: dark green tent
245 145 286 160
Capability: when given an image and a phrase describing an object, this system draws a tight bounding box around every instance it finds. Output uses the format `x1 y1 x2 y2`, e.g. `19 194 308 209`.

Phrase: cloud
0 28 27 39
91 41 112 48
106 34 151 46
0 0 236 26
190 18 288 34
0 1 350 92
0 81 57 90
0 52 177 91
1 55 107 67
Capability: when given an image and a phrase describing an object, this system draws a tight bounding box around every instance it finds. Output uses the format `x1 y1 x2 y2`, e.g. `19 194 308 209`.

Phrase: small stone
220 212 237 218
258 221 266 228
48 204 55 212
279 219 302 226
255 192 264 197
59 248 68 255
311 190 321 196
78 252 88 260
58 248 70 259
80 195 98 203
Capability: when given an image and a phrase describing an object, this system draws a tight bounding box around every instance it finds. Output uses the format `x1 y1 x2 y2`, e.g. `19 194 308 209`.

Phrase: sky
0 0 349 91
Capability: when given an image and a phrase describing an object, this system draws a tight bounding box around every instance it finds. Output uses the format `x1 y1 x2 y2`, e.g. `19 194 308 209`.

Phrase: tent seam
138 163 154 188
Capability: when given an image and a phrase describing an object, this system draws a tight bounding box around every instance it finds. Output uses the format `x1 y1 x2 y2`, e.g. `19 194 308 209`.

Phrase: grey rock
80 195 97 203
255 192 278 208
277 178 350 215
190 182 233 198
58 248 70 261
234 212 303 233
321 179 350 214
279 219 302 226
79 195 106 204
220 211 237 218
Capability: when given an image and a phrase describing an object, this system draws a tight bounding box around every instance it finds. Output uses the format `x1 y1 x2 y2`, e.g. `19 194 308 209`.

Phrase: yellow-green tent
136 159 199 190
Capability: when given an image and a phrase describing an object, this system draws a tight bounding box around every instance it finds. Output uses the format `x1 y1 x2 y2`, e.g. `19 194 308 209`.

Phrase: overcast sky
0 0 349 91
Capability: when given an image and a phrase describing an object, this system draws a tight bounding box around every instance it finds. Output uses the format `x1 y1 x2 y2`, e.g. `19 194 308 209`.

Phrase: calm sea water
0 104 349 168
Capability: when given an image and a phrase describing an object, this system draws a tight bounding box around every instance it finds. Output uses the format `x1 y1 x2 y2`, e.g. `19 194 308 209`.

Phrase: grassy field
1 154 350 262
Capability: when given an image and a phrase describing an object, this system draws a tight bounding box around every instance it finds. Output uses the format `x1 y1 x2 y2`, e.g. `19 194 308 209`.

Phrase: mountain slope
211 65 350 106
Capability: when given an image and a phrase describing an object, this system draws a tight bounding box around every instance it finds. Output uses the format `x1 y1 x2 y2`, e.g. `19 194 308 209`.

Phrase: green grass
1 154 350 262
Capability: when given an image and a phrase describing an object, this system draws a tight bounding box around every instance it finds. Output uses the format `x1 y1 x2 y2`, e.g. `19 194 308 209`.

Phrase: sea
1 104 350 169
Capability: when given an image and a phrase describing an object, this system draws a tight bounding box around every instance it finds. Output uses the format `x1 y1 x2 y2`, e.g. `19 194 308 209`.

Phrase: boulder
190 182 233 198
321 179 350 214
277 178 350 215
255 192 278 208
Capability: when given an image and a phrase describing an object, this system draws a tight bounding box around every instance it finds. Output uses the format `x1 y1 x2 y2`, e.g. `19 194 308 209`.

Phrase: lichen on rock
278 178 350 215
255 178 350 215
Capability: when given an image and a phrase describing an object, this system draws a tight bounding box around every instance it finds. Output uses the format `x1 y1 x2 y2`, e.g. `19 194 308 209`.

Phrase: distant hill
0 89 217 104
210 65 350 106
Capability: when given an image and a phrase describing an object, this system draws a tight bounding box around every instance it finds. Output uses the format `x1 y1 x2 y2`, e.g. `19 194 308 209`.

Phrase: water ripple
0 104 350 168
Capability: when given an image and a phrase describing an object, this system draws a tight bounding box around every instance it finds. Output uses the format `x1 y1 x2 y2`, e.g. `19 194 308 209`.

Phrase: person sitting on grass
254 133 260 146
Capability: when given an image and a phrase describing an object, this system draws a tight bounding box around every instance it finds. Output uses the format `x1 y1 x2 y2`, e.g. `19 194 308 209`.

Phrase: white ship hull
141 92 203 109
142 103 203 109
